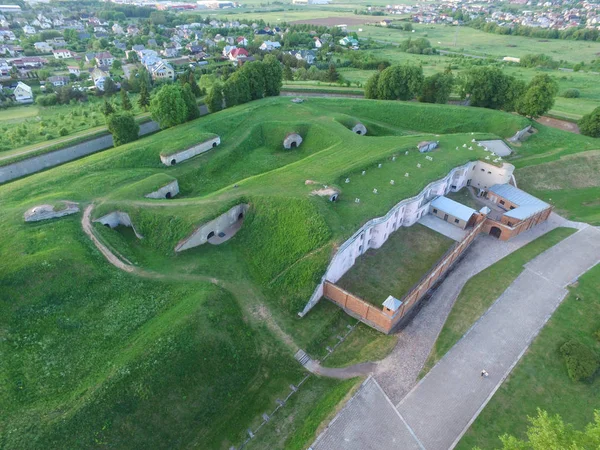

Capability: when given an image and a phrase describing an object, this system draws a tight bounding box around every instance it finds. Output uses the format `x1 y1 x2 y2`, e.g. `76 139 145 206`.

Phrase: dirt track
536 116 581 134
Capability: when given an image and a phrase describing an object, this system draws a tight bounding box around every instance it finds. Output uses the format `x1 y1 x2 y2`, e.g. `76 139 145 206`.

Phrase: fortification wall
160 136 220 166
175 204 248 252
299 160 492 317
470 161 514 191
144 180 179 199
0 121 159 184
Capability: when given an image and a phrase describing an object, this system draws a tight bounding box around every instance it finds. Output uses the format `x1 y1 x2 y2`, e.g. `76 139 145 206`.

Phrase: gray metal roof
382 295 402 311
488 184 549 221
430 195 477 222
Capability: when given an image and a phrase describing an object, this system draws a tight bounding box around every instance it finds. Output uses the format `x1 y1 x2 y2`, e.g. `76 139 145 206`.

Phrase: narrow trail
82 203 300 355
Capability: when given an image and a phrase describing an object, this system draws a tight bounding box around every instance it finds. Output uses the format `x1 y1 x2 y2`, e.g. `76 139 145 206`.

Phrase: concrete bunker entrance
207 231 215 240
171 159 176 166
165 192 172 199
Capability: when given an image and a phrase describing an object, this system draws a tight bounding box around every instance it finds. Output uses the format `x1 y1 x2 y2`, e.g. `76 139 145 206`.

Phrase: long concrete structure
299 160 514 317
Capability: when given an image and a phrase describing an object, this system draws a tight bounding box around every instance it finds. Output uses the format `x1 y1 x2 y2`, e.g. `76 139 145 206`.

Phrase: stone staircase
294 349 312 368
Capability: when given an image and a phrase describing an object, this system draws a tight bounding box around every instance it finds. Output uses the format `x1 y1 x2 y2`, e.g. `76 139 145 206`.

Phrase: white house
259 40 281 51
47 75 69 87
148 60 175 81
34 41 53 53
13 81 33 103
22 25 36 35
68 66 80 76
112 24 124 35
52 49 74 59
95 51 114 66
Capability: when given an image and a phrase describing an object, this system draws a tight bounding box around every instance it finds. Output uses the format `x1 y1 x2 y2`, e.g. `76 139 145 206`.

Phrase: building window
499 200 505 205
488 171 492 174
510 206 515 210
454 218 459 224
507 222 513 227
432 208 438 214
481 168 485 172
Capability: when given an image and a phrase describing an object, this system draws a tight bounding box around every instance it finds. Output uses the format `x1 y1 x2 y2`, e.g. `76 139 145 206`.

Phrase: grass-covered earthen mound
2 96 598 450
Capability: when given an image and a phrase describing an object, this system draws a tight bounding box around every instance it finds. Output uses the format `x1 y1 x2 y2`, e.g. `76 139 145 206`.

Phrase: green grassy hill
1 96 596 449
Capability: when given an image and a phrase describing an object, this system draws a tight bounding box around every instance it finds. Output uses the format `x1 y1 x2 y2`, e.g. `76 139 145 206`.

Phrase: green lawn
337 224 454 306
352 23 600 64
1 96 595 449
457 263 600 449
420 227 576 377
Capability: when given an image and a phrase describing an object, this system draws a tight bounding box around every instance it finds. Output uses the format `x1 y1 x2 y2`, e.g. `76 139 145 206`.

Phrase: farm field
337 224 454 306
351 23 600 64
1 96 598 449
457 263 600 449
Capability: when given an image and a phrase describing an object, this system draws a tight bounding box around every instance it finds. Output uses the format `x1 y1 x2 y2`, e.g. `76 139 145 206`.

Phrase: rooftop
430 195 477 222
488 184 550 221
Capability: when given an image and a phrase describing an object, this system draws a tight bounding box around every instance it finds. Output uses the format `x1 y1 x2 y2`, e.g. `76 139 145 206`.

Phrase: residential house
286 50 316 65
314 37 322 48
147 60 175 81
85 53 96 64
52 49 74 59
113 40 127 51
126 25 140 36
34 41 53 53
0 28 16 41
95 51 114 66
186 42 204 54
259 40 281 51
339 36 359 47
162 43 178 58
47 75 69 87
112 24 124 35
380 19 392 26
22 25 36 35
13 81 33 103
68 66 80 76
91 67 110 91
222 45 236 57
236 36 248 46
228 47 249 62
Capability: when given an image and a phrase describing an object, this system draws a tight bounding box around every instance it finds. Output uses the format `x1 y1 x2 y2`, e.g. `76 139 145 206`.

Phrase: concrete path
419 215 468 242
312 222 600 450
376 212 572 403
311 377 423 450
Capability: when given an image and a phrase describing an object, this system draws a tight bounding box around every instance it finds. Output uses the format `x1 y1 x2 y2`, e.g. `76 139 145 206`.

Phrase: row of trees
469 18 600 42
364 64 559 118
205 55 282 113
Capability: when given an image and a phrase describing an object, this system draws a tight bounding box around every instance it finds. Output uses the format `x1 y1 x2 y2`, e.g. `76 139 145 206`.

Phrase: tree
120 89 132 110
495 409 600 449
150 84 188 128
240 61 266 100
185 70 202 97
263 54 283 97
107 113 139 147
182 84 200 121
364 72 381 99
112 59 122 70
462 66 520 111
377 64 424 101
283 64 293 81
103 77 117 96
419 72 454 104
100 99 115 117
515 74 558 118
138 82 150 110
206 82 224 113
327 64 340 82
578 106 600 137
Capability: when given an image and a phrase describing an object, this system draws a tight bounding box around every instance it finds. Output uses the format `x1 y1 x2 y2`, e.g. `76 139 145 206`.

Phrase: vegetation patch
560 340 600 382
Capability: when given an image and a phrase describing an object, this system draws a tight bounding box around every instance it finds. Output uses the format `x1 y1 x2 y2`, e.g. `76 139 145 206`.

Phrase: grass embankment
1 96 590 449
337 224 454 306
516 150 600 225
421 227 576 376
457 263 600 449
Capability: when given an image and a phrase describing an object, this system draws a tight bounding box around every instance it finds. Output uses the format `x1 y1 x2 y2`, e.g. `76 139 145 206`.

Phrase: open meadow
1 96 599 449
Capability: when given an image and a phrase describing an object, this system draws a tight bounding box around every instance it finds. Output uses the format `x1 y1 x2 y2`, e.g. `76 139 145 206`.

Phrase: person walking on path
481 370 489 378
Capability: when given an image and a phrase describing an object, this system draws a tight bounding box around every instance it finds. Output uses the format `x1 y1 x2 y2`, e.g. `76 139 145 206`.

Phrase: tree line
364 63 559 119
205 55 282 113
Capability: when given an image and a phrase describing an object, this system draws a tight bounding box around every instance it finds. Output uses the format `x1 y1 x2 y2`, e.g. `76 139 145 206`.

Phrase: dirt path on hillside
82 204 299 353
536 116 580 134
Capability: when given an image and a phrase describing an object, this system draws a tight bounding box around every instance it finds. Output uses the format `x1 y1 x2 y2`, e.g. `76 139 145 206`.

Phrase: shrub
594 329 600 342
560 339 599 381
579 106 600 138
562 88 580 98
59 128 68 136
